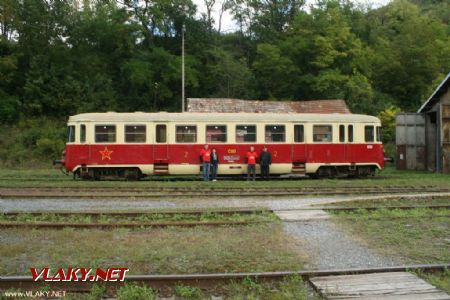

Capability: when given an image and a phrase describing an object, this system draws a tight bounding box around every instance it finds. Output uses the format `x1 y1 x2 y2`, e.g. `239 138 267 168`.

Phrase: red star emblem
99 147 113 160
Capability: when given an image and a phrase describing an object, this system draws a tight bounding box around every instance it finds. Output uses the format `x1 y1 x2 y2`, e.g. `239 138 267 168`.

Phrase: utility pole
181 24 186 113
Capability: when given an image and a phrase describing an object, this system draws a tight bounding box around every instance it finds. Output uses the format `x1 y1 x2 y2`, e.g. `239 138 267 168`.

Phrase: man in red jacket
200 144 211 181
246 146 258 181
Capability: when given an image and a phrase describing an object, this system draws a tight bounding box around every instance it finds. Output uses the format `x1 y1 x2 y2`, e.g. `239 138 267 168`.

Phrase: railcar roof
68 112 380 123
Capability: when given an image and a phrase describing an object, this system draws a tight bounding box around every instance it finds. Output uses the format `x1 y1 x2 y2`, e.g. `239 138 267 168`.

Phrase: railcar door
346 124 355 162
336 124 347 163
153 124 169 162
292 124 307 173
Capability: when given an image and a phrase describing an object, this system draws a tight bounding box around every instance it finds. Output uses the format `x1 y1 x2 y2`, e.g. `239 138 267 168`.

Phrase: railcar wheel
125 168 141 181
316 166 337 178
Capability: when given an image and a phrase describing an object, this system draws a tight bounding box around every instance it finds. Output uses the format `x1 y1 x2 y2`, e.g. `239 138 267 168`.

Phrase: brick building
186 98 351 114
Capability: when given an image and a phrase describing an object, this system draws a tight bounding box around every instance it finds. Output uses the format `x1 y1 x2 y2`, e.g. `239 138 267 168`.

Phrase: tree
368 0 448 111
253 43 298 99
202 48 256 98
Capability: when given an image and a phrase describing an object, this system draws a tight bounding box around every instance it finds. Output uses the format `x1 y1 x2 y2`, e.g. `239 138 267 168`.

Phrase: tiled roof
187 98 351 114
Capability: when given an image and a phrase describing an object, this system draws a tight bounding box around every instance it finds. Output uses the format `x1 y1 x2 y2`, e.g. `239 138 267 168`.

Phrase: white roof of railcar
69 112 380 123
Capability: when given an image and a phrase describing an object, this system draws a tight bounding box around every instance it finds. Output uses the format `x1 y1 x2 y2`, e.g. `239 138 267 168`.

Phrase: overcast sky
193 0 392 32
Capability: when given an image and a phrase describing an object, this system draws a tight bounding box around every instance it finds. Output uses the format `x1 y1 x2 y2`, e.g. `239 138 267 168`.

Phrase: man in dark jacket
259 146 272 180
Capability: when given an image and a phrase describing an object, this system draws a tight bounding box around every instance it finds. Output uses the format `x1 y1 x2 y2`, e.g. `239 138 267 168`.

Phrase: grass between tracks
0 223 306 276
0 211 279 224
321 196 450 207
331 208 450 264
0 165 449 188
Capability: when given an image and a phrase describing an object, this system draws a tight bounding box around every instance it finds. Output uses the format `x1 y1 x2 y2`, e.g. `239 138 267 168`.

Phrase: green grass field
0 165 449 188
0 224 306 276
331 208 450 264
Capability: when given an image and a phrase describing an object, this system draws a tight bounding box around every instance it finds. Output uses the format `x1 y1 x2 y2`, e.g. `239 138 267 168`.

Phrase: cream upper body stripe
68 112 380 124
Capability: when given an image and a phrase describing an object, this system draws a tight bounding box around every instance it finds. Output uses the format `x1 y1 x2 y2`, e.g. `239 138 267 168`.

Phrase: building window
265 125 285 142
206 125 227 143
156 124 166 143
176 125 197 143
95 125 116 143
348 125 353 143
376 126 382 142
80 124 86 143
67 126 75 143
365 125 374 142
125 125 146 143
236 125 256 143
313 125 332 142
339 125 345 142
294 125 304 143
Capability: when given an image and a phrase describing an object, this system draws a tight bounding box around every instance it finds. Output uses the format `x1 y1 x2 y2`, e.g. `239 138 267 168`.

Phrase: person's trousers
203 162 211 181
261 165 270 179
211 164 218 180
247 164 256 181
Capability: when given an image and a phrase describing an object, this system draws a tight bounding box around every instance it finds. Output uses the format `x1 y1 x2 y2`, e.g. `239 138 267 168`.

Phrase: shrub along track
1 186 449 198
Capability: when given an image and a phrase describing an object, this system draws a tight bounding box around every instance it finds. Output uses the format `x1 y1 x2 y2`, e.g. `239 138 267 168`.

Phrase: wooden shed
396 73 450 173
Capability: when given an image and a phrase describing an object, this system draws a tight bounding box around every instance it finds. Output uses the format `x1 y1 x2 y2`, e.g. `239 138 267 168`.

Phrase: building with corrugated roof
396 73 450 173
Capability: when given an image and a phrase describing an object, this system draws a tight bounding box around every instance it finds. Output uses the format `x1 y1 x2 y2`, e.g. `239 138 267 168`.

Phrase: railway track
0 220 264 229
1 186 449 198
0 264 448 292
1 205 448 229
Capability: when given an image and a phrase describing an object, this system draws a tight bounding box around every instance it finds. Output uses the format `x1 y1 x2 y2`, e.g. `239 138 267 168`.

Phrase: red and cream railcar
61 112 385 179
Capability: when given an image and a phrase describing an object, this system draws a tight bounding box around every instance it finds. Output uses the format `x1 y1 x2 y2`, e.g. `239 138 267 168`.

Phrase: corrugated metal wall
443 104 450 173
396 113 426 170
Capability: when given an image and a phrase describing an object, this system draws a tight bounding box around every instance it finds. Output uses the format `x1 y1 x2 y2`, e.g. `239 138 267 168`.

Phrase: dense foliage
0 0 449 165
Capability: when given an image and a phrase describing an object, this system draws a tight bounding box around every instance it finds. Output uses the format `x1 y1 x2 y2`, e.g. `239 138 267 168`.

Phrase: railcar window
206 125 227 143
365 125 374 142
80 125 86 143
176 125 197 143
313 125 332 142
236 125 256 142
95 125 116 143
265 125 285 142
339 125 345 142
294 125 304 142
348 125 353 142
156 125 166 143
67 126 75 143
125 125 146 143
376 126 382 142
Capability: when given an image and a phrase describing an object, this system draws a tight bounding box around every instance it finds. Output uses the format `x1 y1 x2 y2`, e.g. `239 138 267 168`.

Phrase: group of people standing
199 145 272 181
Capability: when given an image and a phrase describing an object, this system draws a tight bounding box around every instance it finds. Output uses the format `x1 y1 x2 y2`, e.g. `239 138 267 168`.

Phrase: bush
174 285 204 299
116 283 156 300
0 118 66 168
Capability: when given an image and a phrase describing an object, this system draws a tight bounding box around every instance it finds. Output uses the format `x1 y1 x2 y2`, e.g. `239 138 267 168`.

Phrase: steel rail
0 208 269 216
1 186 448 192
1 264 449 292
2 205 449 217
0 220 266 229
2 189 449 199
285 205 450 211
